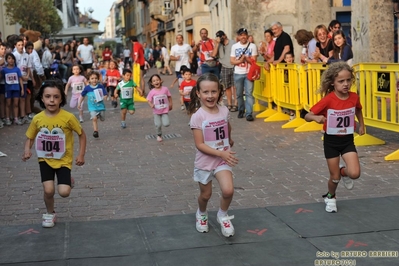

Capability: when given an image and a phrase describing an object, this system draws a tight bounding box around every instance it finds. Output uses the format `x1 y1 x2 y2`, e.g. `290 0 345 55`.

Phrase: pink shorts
70 94 83 109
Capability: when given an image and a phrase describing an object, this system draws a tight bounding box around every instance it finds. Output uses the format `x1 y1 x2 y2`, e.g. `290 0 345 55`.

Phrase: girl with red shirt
105 60 121 108
305 62 365 213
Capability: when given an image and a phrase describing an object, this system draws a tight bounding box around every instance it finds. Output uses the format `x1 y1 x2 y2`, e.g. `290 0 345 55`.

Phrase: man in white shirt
161 45 172 75
170 34 193 79
230 28 258 121
76 37 96 73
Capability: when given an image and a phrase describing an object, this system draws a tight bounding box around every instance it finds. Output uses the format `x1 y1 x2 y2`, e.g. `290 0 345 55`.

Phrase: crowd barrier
133 63 147 102
252 62 399 161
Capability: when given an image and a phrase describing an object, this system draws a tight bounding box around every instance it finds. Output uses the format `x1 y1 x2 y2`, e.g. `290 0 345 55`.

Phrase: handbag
247 58 260 81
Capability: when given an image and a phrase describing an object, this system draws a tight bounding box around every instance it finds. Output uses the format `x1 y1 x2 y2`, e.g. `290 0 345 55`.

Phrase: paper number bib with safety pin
154 94 168 109
109 78 117 87
5 73 18 84
183 86 193 100
202 118 229 150
121 87 133 99
35 132 66 159
72 82 84 94
326 107 355 135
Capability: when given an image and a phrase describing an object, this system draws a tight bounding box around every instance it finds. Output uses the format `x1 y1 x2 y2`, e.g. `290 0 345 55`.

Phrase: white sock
217 209 227 218
197 209 206 215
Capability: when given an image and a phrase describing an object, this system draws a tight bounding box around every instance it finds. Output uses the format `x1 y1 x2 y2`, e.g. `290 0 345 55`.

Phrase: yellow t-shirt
25 109 83 169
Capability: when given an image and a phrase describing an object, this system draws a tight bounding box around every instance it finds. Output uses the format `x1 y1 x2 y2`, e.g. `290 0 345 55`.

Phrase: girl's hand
221 150 238 167
358 125 365 136
21 89 25 97
229 138 234 148
22 150 32 161
75 155 85 166
169 104 173 111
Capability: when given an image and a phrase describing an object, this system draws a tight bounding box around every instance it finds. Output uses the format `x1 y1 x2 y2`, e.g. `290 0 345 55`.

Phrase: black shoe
93 131 99 138
246 115 254 121
238 111 244 119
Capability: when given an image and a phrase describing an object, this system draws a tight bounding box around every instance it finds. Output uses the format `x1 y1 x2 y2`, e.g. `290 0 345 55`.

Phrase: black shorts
81 63 92 71
39 161 72 186
107 86 116 96
323 133 357 159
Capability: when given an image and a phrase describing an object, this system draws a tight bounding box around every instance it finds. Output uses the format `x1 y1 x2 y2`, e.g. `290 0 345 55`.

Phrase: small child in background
114 69 142 128
170 65 189 111
284 52 294 63
117 58 124 75
64 64 87 122
179 68 196 116
155 58 162 75
98 61 107 86
78 71 107 138
144 60 151 78
146 74 173 142
105 60 121 108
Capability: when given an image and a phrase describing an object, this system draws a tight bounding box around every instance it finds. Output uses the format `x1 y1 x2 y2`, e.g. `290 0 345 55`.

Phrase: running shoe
324 197 337 213
121 121 126 128
196 212 209 233
340 163 354 190
42 213 56 228
217 214 235 237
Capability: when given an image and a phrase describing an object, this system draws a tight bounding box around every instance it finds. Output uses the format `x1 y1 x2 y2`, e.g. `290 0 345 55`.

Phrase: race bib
202 118 229 150
183 86 193 100
154 94 168 109
121 87 133 99
109 77 117 86
204 51 213 61
94 88 104 102
72 82 84 94
5 73 18 84
35 132 66 159
326 107 355 135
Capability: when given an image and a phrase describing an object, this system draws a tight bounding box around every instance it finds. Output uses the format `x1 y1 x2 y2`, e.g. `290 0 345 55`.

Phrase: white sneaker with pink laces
217 214 235 237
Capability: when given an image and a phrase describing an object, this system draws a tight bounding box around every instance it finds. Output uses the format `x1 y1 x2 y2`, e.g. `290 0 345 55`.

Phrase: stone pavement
0 67 399 265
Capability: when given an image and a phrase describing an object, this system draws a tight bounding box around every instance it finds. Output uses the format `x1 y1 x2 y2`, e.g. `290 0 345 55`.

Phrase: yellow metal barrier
254 63 276 118
264 63 305 128
132 63 147 102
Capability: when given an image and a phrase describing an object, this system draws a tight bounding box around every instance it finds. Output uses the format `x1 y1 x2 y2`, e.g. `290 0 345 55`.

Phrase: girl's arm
22 138 34 161
228 122 234 148
355 108 365 135
75 129 86 166
304 111 326 124
147 100 154 108
19 77 24 97
64 83 70 95
168 96 173 111
136 86 143 96
192 129 238 167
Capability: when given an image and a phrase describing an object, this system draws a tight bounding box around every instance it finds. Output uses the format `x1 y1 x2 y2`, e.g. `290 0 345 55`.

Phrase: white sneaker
21 116 31 124
340 163 354 190
180 105 185 111
42 213 56 228
79 116 84 123
14 118 23 125
324 197 337 213
217 214 235 237
4 118 12 126
196 212 209 233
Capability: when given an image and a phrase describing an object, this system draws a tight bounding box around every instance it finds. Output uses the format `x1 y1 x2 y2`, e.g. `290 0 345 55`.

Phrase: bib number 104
40 140 61 152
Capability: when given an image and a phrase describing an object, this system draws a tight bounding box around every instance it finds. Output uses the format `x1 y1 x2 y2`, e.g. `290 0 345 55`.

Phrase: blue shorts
5 90 21 99
0 84 5 94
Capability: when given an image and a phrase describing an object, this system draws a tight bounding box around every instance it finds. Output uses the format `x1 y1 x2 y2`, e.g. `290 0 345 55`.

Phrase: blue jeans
234 73 254 117
201 63 220 79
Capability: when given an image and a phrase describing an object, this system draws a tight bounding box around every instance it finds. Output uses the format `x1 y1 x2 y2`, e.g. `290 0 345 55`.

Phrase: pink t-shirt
146 86 172 115
190 105 230 171
67 75 87 95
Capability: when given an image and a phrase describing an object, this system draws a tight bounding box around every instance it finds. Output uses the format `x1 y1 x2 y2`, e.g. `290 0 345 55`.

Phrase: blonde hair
319 61 354 97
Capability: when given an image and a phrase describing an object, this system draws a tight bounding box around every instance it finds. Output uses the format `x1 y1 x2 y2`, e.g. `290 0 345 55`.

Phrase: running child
170 65 189 111
1 53 24 126
64 64 87 122
146 74 172 142
179 68 196 115
0 42 6 128
188 73 238 237
78 71 107 138
304 61 364 213
105 60 121 108
22 79 86 228
114 68 142 128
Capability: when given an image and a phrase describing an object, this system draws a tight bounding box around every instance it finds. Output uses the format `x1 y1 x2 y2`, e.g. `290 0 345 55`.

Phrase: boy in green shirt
114 69 142 128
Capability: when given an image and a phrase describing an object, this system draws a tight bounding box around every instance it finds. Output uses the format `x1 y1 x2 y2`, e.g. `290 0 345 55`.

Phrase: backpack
247 58 260 81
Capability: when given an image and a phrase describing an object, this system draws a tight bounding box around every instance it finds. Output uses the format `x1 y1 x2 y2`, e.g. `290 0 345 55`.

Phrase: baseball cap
237 28 248 35
216 30 225 38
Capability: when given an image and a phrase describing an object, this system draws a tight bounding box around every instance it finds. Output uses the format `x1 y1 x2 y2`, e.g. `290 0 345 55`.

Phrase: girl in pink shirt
146 74 173 142
64 64 87 122
188 73 238 238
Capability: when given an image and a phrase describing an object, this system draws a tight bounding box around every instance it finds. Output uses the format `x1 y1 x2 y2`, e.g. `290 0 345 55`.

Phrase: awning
53 26 104 38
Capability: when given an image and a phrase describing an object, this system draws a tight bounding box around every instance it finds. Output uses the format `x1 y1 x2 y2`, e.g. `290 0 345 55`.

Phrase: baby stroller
49 60 62 80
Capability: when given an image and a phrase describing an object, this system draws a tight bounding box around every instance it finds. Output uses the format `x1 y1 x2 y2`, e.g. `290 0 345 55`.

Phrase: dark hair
182 68 191 75
35 80 67 109
72 63 84 73
5 52 16 62
332 30 347 59
25 41 34 49
87 70 100 79
264 29 273 35
328 20 341 31
123 68 132 75
148 74 162 90
179 65 189 73
188 73 224 115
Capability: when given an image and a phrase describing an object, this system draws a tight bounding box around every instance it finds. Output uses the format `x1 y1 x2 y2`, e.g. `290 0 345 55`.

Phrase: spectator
123 46 131 69
160 44 172 75
194 28 219 78
230 28 258 122
313 24 334 63
130 36 145 92
270 22 294 65
294 29 317 63
327 30 353 66
328 20 341 39
102 46 113 62
259 29 275 70
211 30 237 112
